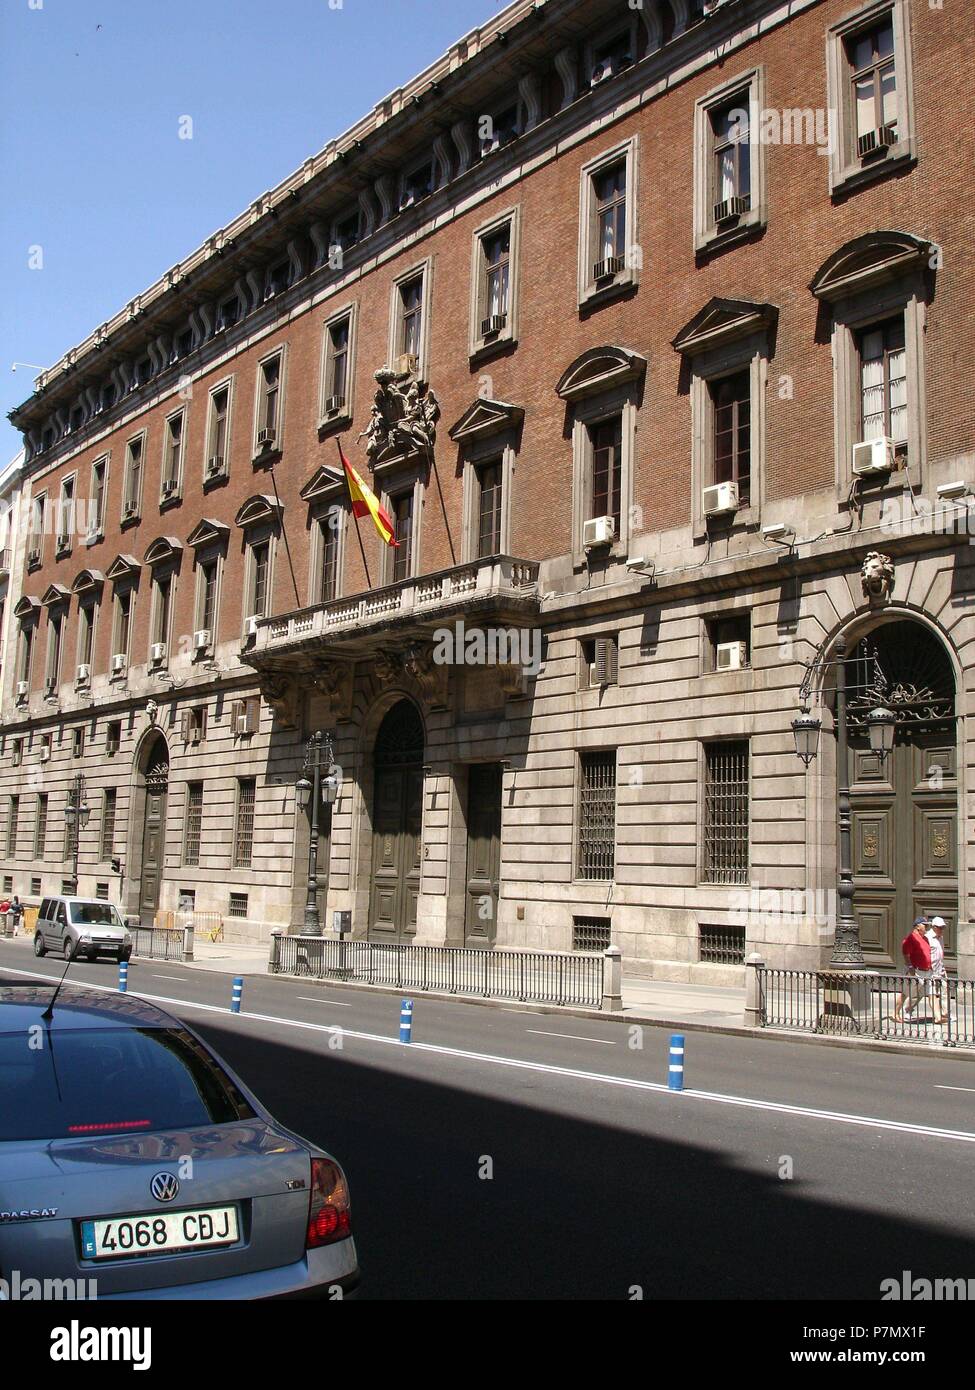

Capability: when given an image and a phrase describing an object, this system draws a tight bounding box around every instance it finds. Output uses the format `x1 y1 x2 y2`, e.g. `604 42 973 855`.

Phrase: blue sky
0 0 506 463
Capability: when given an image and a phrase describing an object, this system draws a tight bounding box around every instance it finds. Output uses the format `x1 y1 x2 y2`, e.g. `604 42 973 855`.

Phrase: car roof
0 983 174 1034
45 897 122 908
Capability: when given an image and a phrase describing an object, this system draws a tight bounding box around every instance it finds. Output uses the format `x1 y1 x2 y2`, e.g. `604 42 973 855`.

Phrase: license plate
80 1205 239 1260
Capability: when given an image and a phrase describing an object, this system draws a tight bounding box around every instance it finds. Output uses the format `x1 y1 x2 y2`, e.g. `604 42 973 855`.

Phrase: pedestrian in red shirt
893 917 932 1023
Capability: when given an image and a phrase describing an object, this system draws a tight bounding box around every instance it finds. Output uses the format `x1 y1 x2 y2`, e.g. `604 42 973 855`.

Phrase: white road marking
297 996 352 1007
526 1029 616 1045
934 1084 975 1093
4 962 974 1146
150 974 185 981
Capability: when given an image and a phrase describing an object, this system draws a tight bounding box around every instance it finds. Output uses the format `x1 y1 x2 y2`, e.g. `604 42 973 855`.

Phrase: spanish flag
337 443 398 546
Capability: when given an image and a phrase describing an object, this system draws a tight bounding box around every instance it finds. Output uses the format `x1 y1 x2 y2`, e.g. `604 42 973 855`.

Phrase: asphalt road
3 938 975 1301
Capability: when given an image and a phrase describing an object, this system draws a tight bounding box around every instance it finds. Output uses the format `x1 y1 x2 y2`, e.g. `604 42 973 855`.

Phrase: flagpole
337 441 372 590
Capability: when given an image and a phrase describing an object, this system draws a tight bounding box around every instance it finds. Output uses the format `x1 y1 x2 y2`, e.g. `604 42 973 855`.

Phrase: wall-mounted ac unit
44 677 57 695
392 353 418 377
56 533 70 551
161 479 178 497
236 715 250 736
39 744 50 762
713 195 748 224
702 481 739 516
150 642 167 664
593 255 625 282
76 663 90 684
16 680 29 698
194 629 211 650
27 549 40 567
244 615 260 638
188 725 202 745
122 501 137 519
206 455 224 476
852 436 895 476
583 515 616 548
716 641 748 672
591 53 631 85
106 737 119 756
323 395 345 415
111 653 127 674
84 526 100 545
858 125 897 159
481 314 507 337
257 427 277 448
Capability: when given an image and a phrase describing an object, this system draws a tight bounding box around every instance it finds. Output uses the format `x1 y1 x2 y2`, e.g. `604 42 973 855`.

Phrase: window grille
101 789 116 861
703 741 749 884
579 751 616 880
184 784 203 866
229 892 248 919
234 780 256 868
699 923 747 965
573 916 611 952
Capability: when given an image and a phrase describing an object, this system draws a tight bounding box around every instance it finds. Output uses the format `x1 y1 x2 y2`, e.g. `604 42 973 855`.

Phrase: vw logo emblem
150 1172 179 1203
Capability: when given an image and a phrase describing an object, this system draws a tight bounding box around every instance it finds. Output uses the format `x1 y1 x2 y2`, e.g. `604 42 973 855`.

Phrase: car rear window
0 1027 256 1141
69 903 123 927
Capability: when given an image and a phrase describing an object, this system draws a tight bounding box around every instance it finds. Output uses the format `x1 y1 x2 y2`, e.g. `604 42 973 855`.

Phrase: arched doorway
138 733 170 922
844 620 958 967
369 700 424 941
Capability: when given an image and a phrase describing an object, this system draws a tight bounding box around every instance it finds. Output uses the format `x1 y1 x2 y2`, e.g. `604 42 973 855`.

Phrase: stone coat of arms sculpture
356 367 440 466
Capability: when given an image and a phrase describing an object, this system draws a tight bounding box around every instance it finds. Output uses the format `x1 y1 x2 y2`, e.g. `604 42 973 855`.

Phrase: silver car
33 896 132 963
0 984 359 1298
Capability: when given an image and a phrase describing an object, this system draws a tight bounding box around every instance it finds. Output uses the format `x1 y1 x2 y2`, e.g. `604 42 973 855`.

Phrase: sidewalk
621 976 745 1028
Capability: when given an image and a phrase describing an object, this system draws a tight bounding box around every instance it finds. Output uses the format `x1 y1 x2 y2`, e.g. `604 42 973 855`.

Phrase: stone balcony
242 555 541 725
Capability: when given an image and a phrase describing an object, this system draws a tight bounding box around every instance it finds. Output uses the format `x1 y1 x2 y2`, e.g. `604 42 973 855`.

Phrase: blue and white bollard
668 1034 685 1091
399 998 414 1044
231 976 243 1014
118 960 128 993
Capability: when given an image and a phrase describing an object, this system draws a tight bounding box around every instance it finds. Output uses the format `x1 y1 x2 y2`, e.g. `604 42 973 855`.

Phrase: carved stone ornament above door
355 367 440 468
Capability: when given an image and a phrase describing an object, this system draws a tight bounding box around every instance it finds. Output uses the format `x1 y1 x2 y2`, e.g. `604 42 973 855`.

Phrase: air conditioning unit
194 629 211 650
106 736 119 756
27 549 40 567
122 501 136 519
44 677 57 695
593 255 625 282
393 353 418 377
713 195 748 224
111 652 127 674
39 744 50 762
858 125 897 159
591 53 631 85
150 642 167 664
244 615 260 638
716 641 748 672
323 395 345 415
188 724 202 745
161 478 178 497
852 436 896 476
236 714 250 736
56 533 70 551
16 680 29 699
84 526 100 545
206 455 224 476
583 515 616 548
76 663 90 684
481 314 507 338
702 481 739 516
257 427 277 448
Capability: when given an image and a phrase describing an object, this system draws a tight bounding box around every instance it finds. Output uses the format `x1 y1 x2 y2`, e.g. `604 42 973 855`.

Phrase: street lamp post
791 635 896 969
296 731 338 935
64 774 91 895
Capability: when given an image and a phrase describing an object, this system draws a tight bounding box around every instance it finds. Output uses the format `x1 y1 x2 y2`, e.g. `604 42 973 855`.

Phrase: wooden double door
850 724 958 966
369 765 422 940
464 764 502 948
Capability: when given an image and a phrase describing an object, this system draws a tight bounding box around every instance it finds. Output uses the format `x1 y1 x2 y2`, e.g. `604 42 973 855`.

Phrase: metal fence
130 926 188 961
757 967 975 1047
269 936 604 1009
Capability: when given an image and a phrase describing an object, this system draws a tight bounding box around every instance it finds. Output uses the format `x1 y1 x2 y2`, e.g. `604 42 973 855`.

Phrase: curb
264 970 975 1061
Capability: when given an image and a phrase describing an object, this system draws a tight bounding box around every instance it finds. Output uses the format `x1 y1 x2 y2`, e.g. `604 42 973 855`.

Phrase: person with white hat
926 916 948 1029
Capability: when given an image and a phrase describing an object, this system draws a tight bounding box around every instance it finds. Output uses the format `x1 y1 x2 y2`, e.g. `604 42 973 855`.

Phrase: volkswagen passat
0 984 358 1299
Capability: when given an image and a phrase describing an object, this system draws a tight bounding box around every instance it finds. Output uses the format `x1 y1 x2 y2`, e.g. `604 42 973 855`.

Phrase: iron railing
757 967 975 1047
270 936 604 1008
130 926 187 961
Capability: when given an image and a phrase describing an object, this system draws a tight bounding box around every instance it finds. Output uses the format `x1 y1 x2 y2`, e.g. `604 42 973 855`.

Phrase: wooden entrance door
846 625 958 966
368 701 424 942
140 757 169 921
465 764 502 947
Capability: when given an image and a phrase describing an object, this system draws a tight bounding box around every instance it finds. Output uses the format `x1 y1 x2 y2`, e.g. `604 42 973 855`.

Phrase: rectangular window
711 370 751 504
589 417 623 532
207 384 230 471
711 102 751 216
199 560 218 634
694 68 765 251
95 882 109 901
258 354 281 437
28 495 45 565
705 614 751 672
400 161 433 210
18 624 34 686
592 162 627 277
73 727 84 758
699 923 747 965
582 636 619 689
12 739 23 768
106 721 122 756
7 795 19 856
163 412 184 492
113 589 131 661
182 706 207 744
229 892 248 919
34 794 48 858
703 741 750 884
399 276 423 360
30 876 41 895
391 492 413 583
101 788 117 861
324 317 350 410
319 511 341 603
123 436 143 519
152 573 172 649
482 228 510 328
184 783 203 866
90 459 107 536
858 316 907 445
250 541 270 618
234 779 256 868
578 751 616 881
57 478 75 551
78 604 95 667
476 461 503 559
847 17 897 145
572 916 612 952
46 613 63 689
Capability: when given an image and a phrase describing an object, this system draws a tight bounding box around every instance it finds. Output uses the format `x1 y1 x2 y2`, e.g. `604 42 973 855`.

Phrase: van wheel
34 932 46 957
63 937 77 962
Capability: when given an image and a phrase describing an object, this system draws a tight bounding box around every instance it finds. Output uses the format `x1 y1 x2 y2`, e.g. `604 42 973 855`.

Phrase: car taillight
306 1157 352 1249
